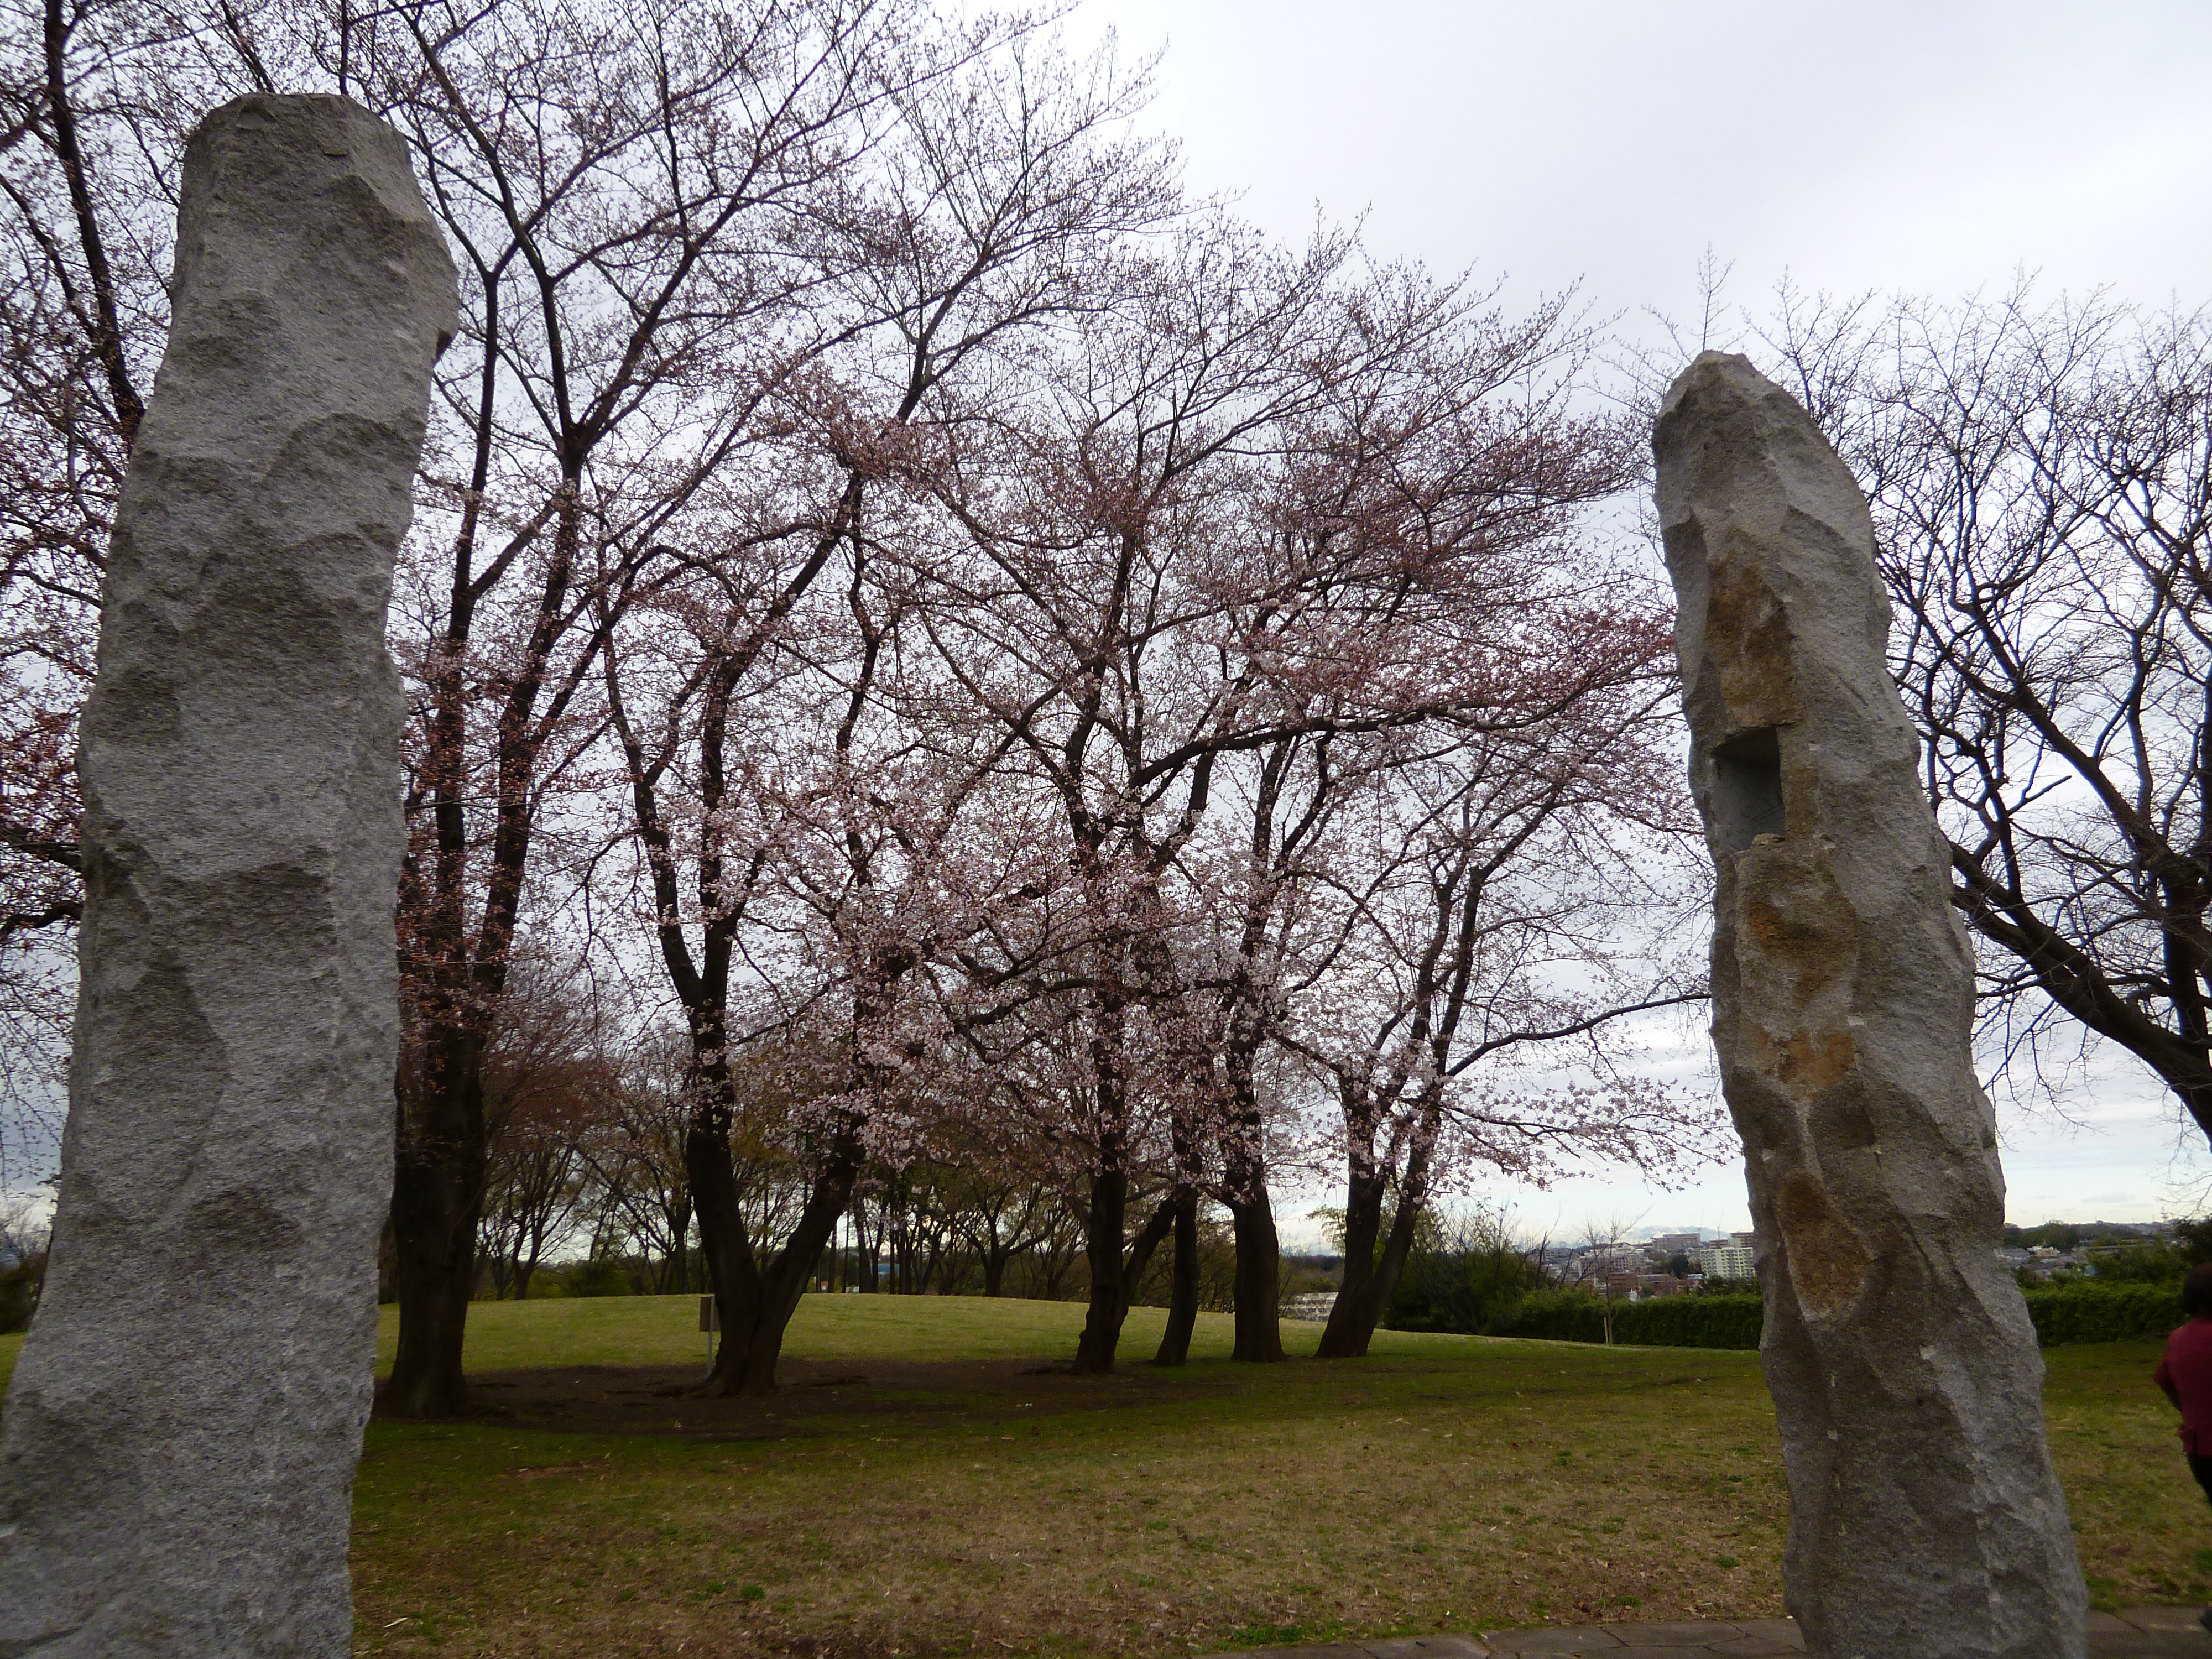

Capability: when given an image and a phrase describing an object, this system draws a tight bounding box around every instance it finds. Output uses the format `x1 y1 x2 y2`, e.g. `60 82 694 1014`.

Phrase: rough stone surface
0 95 454 1655
1653 353 2085 1659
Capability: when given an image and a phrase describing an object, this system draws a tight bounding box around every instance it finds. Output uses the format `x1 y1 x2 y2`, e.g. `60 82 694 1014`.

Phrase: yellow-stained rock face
1701 555 1802 734
1771 1170 1871 1323
1734 839 1856 1021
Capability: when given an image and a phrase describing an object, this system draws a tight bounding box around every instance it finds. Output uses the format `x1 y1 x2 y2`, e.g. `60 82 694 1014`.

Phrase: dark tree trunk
1220 1097 1284 1362
1365 1196 1423 1338
1074 1176 1176 1375
1318 1154 1387 1359
381 1036 487 1417
1154 1188 1199 1366
1074 1168 1130 1373
691 1117 862 1396
377 1215 398 1303
1228 1189 1284 1362
386 477 579 1415
1319 1160 1427 1359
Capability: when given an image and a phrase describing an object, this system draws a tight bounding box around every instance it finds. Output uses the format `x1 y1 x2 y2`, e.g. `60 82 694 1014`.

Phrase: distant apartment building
1698 1243 1757 1280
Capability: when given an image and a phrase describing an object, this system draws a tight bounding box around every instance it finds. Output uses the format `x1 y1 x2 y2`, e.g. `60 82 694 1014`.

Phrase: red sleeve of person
2157 1321 2212 1451
2156 1269 2212 1453
2154 1267 2212 1634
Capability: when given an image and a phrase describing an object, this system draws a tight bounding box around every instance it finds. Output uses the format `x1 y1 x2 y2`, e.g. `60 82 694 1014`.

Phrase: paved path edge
1198 1604 2212 1659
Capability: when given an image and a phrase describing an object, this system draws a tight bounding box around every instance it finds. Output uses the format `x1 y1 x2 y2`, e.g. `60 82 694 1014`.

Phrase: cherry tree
901 218 1349 1371
347 0 1013 1416
1169 268 1650 1359
1291 701 1710 1359
0 0 186 1186
592 30 1178 1393
904 217 1673 1370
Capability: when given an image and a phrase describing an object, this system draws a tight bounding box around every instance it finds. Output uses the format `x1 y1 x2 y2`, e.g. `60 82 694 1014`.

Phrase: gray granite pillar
0 94 455 1656
1655 353 2085 1659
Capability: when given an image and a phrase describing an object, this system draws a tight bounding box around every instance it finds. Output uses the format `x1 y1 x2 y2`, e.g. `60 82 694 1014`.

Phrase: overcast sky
1055 0 2212 1240
1068 0 2212 330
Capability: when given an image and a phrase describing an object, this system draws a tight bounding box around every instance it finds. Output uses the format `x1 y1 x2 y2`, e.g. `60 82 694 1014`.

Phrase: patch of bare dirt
447 1353 1229 1439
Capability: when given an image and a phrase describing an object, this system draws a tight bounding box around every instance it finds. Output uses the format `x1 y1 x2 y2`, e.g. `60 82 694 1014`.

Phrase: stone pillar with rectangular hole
0 95 455 1656
1655 353 2085 1659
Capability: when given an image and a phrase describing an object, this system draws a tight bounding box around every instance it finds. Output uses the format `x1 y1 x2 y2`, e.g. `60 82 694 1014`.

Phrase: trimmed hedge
1484 1290 1761 1349
1486 1288 1606 1343
2022 1282 2180 1345
1615 1293 1765 1349
1483 1281 2182 1351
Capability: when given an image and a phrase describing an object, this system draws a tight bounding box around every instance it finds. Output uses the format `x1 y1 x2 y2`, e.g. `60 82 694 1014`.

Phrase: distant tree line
1366 1211 2208 1350
2001 1220 2179 1254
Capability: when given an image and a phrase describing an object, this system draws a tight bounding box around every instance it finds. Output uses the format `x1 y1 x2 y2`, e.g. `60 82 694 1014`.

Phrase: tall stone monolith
1655 353 2085 1659
0 95 455 1656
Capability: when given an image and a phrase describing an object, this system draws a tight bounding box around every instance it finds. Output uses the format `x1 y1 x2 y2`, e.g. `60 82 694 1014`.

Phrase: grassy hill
367 1291 1470 1374
2 1295 2196 1656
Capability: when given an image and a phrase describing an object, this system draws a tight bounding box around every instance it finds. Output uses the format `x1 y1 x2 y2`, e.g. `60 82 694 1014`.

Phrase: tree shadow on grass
436 1352 1234 1440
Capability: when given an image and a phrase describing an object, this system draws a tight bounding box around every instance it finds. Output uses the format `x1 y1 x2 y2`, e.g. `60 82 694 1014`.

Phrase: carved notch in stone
1710 726 1785 850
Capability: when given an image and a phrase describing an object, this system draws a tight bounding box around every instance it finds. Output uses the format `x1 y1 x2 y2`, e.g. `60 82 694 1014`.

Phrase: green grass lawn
5 1299 2200 1658
367 1292 1495 1375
